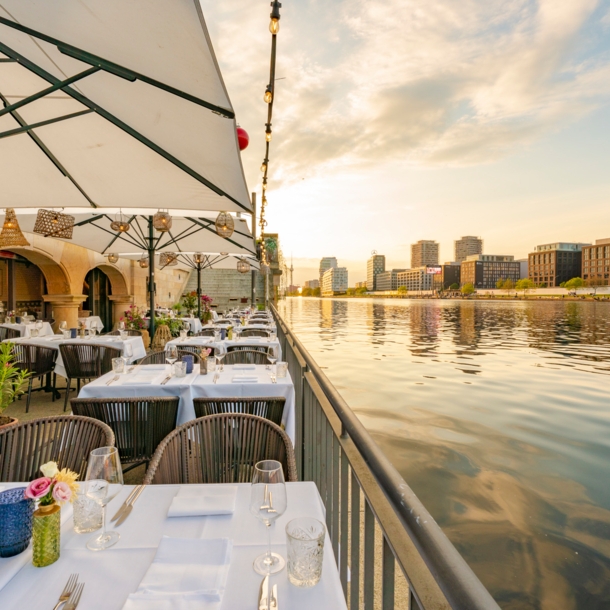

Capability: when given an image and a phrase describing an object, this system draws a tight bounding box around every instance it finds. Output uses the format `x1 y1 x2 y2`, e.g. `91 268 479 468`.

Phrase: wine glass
267 345 278 371
123 342 133 368
216 351 225 372
166 345 178 370
35 319 43 332
90 322 97 338
118 320 125 331
59 321 67 333
250 460 287 575
85 446 124 551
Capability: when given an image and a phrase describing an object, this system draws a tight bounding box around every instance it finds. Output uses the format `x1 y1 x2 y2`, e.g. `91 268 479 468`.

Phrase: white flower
40 461 59 478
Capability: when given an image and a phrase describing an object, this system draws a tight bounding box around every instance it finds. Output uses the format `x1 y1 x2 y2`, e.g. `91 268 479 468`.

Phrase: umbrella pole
197 263 202 319
148 216 156 341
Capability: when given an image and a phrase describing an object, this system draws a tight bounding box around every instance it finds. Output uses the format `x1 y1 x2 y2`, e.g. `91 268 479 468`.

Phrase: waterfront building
461 254 520 289
454 236 483 263
303 279 320 289
396 267 434 292
516 258 529 279
322 266 348 295
433 263 461 291
319 257 338 287
355 281 367 289
375 269 407 291
528 242 589 287
366 253 386 291
411 240 439 268
582 238 610 285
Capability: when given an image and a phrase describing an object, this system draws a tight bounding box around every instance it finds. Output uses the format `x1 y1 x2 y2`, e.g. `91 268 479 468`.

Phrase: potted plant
0 342 30 429
181 291 198 317
200 294 213 323
171 303 182 318
123 305 149 349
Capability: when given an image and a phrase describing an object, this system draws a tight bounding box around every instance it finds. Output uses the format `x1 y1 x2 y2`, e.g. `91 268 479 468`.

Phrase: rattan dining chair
239 329 271 338
59 343 122 411
70 397 180 472
11 344 58 413
4 328 20 340
225 347 270 364
193 397 286 427
137 349 201 365
143 413 297 485
194 328 217 337
106 330 142 337
0 415 115 482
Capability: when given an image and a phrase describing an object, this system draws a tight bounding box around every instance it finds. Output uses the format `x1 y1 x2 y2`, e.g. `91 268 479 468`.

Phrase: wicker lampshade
33 209 74 239
160 252 178 266
153 210 172 232
110 213 130 233
107 253 119 264
0 209 30 248
237 258 250 274
215 212 234 238
138 255 149 269
193 252 205 265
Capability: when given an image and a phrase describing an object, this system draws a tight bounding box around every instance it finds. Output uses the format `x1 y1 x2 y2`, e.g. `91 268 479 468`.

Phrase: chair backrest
194 329 216 337
0 327 6 341
137 350 167 365
240 329 271 338
225 347 270 363
11 344 58 376
106 329 142 337
0 415 115 482
193 397 285 426
5 328 20 340
177 347 201 362
59 343 122 379
70 397 179 465
143 413 297 484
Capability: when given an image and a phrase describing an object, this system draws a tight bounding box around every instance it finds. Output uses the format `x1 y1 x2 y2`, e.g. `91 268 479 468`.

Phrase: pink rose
52 481 71 504
25 477 52 500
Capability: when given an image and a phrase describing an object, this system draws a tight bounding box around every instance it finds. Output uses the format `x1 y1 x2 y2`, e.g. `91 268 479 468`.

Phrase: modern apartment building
528 243 588 287
366 253 386 291
433 263 461 291
355 281 367 289
319 257 337 287
461 254 520 289
303 279 319 289
411 240 439 268
454 236 483 263
321 267 348 295
375 269 407 291
396 267 434 292
582 239 610 285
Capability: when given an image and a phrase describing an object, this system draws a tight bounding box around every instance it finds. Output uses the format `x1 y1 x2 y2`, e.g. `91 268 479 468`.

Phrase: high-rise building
411 240 439 268
454 236 483 263
303 279 320 289
355 281 367 289
396 267 435 292
461 254 520 289
375 269 407 291
321 267 348 295
319 257 337 287
528 243 589 287
582 239 610 286
366 253 385 291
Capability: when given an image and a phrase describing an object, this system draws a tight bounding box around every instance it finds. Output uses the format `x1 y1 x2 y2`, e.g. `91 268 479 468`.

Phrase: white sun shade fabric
0 0 251 212
10 213 257 258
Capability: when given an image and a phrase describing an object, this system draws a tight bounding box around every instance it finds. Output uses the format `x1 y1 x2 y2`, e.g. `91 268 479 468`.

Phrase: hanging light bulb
193 252 205 265
153 210 172 232
215 211 234 239
265 130 272 143
269 19 280 34
138 254 149 269
110 212 131 233
260 159 268 173
107 253 119 264
270 1 282 33
264 86 273 104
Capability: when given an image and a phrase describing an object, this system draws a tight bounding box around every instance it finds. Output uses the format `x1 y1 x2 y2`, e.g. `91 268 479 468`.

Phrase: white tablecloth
180 317 202 334
78 364 296 442
3 336 146 378
0 322 54 338
0 483 346 610
166 336 282 361
78 316 104 331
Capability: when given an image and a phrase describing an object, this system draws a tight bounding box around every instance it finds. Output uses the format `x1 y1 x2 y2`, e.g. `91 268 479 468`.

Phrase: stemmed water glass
118 320 125 331
250 460 287 575
267 345 278 372
84 446 124 551
59 321 67 333
90 322 97 338
123 342 133 369
216 351 226 372
166 345 178 371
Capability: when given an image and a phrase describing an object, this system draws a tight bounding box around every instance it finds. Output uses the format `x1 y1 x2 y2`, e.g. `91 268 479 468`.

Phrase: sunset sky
203 0 610 284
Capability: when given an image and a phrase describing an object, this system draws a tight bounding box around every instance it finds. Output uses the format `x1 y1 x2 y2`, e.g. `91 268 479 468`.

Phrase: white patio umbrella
0 0 250 212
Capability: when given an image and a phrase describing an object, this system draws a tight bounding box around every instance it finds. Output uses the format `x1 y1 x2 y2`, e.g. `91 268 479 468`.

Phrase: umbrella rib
0 109 94 139
186 216 256 256
85 218 147 252
0 40 250 212
0 16 235 119
0 89 97 207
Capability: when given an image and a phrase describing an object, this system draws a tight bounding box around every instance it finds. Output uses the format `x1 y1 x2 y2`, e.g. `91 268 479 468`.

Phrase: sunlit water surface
278 298 610 610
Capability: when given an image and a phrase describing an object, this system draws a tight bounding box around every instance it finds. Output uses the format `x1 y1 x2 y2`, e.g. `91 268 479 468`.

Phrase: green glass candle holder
32 504 61 567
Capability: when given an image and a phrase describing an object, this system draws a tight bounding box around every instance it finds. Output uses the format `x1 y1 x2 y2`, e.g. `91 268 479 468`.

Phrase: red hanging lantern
236 125 249 151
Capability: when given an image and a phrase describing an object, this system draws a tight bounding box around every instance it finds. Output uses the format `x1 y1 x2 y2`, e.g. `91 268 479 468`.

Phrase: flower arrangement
200 294 212 312
181 291 198 314
122 304 146 330
24 461 78 507
0 341 30 426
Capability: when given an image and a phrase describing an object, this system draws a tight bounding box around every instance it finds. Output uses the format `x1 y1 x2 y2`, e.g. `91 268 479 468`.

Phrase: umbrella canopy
0 0 250 212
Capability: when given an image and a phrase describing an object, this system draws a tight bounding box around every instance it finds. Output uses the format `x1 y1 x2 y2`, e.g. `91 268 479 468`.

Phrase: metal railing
272 304 500 610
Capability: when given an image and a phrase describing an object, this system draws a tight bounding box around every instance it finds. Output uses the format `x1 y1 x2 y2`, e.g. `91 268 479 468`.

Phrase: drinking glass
179 329 187 342
206 356 216 372
250 460 287 575
85 447 124 551
166 345 178 368
112 357 125 374
173 361 187 378
119 330 127 340
276 362 288 378
286 518 325 587
214 331 221 342
216 351 226 372
73 483 103 534
35 320 43 332
62 329 71 339
29 328 39 338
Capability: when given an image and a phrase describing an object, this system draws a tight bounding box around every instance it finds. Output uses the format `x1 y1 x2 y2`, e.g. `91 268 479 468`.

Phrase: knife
258 575 269 610
111 485 141 522
270 584 278 610
115 485 146 526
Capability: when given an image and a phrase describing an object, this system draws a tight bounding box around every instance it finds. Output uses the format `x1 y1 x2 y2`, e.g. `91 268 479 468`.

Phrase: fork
106 375 119 386
64 582 85 610
52 574 79 610
213 372 219 384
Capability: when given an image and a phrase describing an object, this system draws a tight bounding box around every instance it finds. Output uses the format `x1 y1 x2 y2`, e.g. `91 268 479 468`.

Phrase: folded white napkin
231 376 258 383
120 372 167 386
122 537 231 610
167 486 237 518
232 365 255 370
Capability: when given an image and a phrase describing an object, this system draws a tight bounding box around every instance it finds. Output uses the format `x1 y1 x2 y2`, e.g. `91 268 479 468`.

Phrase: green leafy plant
0 342 30 422
181 291 198 313
155 315 184 337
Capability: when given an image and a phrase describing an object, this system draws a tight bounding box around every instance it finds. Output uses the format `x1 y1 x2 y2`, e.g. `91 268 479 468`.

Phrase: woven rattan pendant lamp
0 209 29 247
215 212 234 238
237 257 250 274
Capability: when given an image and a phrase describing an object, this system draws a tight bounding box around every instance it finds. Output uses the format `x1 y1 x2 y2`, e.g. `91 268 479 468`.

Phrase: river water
278 297 610 610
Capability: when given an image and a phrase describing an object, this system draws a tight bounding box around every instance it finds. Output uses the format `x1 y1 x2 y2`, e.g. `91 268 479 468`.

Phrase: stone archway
85 263 133 326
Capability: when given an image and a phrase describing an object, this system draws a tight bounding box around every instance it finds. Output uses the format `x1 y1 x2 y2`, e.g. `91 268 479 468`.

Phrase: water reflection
279 298 610 609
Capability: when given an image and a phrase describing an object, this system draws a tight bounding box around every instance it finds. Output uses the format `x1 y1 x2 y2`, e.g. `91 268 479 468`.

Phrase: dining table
77 364 296 442
3 335 146 378
0 482 347 609
165 335 282 361
0 321 54 338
